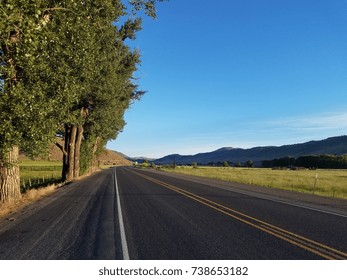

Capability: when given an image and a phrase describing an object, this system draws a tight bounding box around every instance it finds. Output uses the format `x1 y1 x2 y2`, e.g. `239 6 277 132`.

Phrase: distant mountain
154 136 347 166
126 156 157 163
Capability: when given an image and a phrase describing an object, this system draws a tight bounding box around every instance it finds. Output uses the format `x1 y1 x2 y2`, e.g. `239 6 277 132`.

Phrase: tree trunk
62 124 70 181
67 125 77 181
91 136 101 173
0 146 21 203
74 125 83 179
61 124 84 181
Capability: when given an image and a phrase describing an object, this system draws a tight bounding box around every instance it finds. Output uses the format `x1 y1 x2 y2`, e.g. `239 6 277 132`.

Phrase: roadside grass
161 166 347 199
0 184 58 219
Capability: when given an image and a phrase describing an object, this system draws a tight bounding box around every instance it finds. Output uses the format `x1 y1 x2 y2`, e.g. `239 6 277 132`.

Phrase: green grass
161 166 347 199
19 160 62 191
19 160 63 167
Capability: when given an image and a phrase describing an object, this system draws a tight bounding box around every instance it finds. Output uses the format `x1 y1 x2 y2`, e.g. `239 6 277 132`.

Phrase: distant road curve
0 167 346 259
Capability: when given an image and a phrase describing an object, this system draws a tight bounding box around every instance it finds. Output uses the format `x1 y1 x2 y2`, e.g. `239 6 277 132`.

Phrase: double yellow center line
131 170 347 260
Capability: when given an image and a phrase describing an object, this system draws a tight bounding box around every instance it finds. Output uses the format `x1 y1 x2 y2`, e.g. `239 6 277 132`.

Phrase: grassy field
161 166 347 199
19 160 62 191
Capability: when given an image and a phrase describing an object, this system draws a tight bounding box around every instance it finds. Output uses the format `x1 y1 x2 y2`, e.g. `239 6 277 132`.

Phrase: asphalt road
0 166 346 260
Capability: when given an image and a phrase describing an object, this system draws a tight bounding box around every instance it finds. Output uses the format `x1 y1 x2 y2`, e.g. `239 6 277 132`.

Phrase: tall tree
78 0 167 173
0 0 68 202
47 0 126 180
56 0 163 180
80 24 145 174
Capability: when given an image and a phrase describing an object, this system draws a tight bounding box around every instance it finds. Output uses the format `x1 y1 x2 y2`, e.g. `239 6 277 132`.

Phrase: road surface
0 167 346 259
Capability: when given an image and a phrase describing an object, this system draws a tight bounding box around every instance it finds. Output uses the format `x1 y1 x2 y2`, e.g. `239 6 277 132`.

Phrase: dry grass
0 159 99 219
162 166 347 199
0 184 58 219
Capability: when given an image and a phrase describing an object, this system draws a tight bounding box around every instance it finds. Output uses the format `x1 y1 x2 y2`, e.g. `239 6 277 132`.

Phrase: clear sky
107 0 347 158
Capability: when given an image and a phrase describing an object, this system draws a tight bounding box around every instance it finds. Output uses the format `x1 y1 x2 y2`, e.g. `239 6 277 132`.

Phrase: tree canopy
0 0 165 202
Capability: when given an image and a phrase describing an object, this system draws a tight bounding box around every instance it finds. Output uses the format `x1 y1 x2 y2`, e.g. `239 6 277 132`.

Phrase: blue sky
107 0 347 158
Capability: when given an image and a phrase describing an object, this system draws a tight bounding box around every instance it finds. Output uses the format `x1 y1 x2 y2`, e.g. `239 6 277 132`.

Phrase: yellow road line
130 170 347 260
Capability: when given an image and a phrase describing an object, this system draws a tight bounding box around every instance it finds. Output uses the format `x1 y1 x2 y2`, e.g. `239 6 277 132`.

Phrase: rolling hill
154 136 347 166
19 141 132 166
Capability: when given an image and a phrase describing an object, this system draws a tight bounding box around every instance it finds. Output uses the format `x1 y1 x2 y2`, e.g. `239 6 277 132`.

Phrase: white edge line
270 199 347 219
200 181 347 218
211 183 347 218
114 168 130 260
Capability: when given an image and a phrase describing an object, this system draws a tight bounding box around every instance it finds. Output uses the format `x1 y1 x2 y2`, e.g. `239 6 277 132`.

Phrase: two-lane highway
0 166 346 259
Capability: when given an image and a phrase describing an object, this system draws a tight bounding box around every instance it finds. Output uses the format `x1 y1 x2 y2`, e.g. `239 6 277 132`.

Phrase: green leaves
129 0 166 18
0 0 163 165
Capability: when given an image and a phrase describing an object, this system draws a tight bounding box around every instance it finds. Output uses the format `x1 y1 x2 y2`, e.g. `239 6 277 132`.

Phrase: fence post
312 174 318 194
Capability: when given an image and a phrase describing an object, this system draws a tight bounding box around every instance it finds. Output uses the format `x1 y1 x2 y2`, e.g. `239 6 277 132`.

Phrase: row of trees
198 161 254 167
262 155 347 169
0 0 164 203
